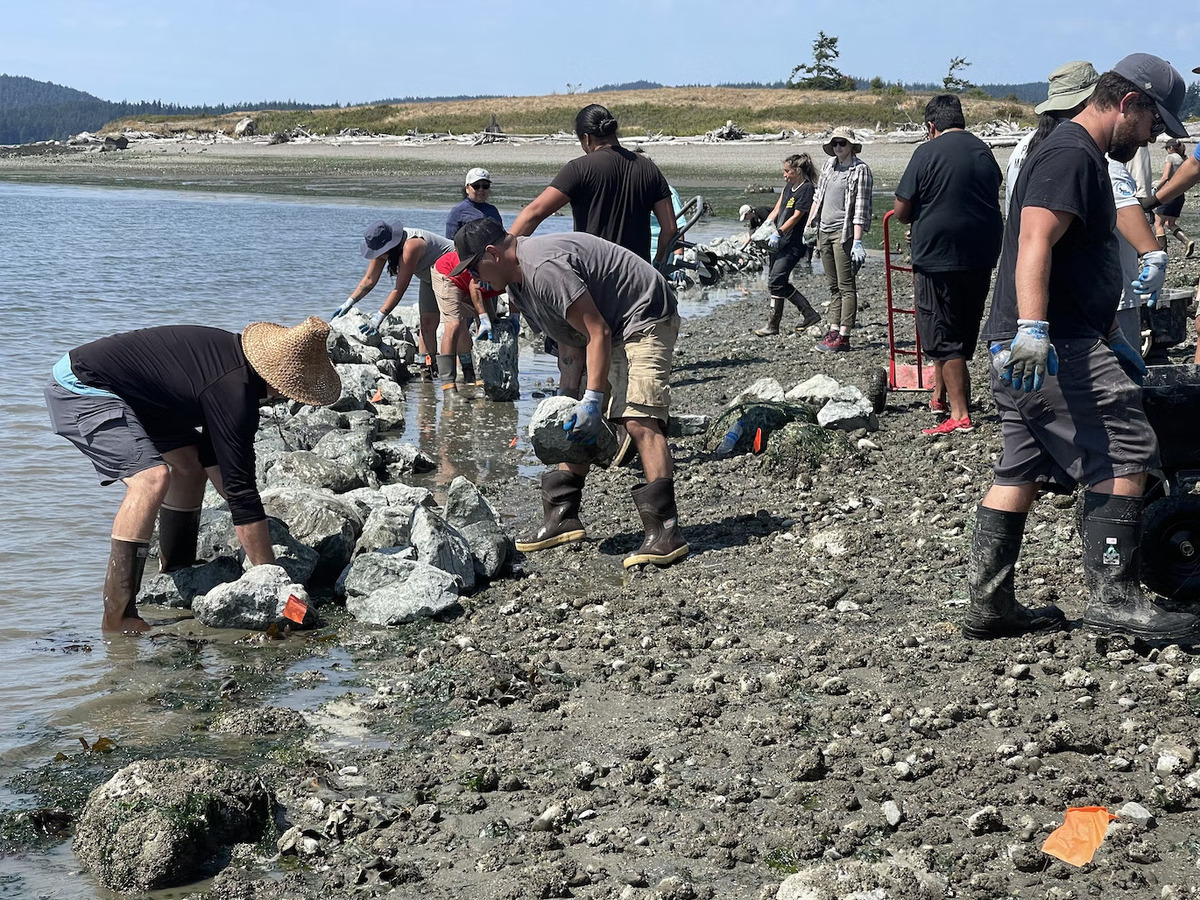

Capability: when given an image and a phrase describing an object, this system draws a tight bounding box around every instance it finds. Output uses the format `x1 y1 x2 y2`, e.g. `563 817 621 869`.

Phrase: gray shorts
417 278 438 318
991 337 1159 491
44 383 193 485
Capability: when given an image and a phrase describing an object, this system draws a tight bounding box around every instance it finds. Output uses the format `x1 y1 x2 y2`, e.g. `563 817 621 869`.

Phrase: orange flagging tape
282 594 309 624
753 427 764 454
1041 806 1117 866
371 389 384 403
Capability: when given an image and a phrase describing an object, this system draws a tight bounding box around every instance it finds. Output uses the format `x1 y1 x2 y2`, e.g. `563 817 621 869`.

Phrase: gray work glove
1001 319 1058 392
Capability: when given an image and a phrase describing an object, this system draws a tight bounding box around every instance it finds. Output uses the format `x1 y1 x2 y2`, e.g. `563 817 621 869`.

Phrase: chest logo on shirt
786 199 795 209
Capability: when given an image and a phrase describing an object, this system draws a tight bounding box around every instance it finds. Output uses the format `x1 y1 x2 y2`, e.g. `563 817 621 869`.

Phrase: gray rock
967 805 1003 836
329 310 383 351
373 403 406 433
410 506 476 591
882 799 903 828
241 517 321 587
280 405 344 450
72 758 272 892
380 482 436 509
443 476 513 579
192 565 315 630
339 486 392 518
734 376 787 404
375 440 436 474
331 363 382 412
474 325 520 401
356 504 416 555
177 507 237 563
138 557 244 609
668 414 711 437
340 550 460 625
312 428 383 474
260 486 364 583
263 450 367 494
786 373 843 404
1118 801 1155 827
817 386 879 432
529 395 618 467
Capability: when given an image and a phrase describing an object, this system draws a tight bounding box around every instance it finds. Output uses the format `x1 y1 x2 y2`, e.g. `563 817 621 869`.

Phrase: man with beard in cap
962 54 1198 644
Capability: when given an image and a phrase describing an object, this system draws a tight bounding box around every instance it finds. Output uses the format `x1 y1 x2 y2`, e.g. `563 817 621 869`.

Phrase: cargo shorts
607 314 680 425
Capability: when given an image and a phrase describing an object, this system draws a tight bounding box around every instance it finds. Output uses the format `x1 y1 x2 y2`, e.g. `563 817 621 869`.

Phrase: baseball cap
1111 53 1187 138
738 204 753 221
1034 61 1099 115
450 217 508 276
465 167 491 186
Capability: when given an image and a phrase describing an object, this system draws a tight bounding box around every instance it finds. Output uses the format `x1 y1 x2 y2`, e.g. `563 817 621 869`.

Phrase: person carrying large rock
44 317 341 633
451 217 688 569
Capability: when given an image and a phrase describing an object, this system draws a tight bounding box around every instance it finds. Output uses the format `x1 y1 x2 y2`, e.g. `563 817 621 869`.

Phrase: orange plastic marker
1042 806 1117 866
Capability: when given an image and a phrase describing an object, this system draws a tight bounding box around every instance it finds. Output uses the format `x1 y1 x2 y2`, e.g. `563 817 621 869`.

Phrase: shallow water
0 179 749 892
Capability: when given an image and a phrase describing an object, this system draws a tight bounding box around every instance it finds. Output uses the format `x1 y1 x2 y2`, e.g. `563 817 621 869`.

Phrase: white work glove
332 296 357 319
359 310 388 337
850 239 866 271
475 313 494 342
1131 249 1167 308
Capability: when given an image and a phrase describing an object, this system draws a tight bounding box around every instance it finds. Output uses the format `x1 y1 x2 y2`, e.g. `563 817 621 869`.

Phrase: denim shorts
990 337 1159 491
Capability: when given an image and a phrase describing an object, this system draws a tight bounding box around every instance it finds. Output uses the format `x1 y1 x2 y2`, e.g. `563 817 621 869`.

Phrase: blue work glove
1131 249 1167 309
1109 330 1148 385
508 313 521 336
1001 319 1059 392
851 239 866 271
563 389 605 445
475 313 494 342
332 297 356 319
802 226 818 246
359 310 387 337
767 233 780 251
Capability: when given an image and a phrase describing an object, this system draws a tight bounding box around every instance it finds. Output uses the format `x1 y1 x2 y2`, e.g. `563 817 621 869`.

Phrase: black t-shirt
774 181 814 247
744 205 775 231
549 145 672 261
895 130 1002 273
982 121 1121 341
70 326 268 525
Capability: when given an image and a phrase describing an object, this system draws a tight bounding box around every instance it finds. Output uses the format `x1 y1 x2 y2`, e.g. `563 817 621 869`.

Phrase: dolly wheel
1141 495 1200 603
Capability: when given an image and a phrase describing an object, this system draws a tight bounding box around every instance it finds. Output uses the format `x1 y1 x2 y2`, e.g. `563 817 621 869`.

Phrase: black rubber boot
786 289 822 330
515 470 587 552
101 538 151 633
962 506 1066 639
157 506 201 572
754 298 785 336
1080 491 1199 643
459 352 479 385
624 478 689 569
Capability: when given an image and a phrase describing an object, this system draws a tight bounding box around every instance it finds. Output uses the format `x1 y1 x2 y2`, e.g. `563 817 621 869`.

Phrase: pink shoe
930 397 948 414
922 416 973 435
816 329 839 351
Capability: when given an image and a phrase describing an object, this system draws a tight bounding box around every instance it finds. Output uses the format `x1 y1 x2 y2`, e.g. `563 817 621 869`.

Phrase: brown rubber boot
786 289 822 330
1080 491 1200 644
754 298 785 336
101 538 152 633
624 478 689 569
961 507 1065 639
157 506 201 572
515 470 587 552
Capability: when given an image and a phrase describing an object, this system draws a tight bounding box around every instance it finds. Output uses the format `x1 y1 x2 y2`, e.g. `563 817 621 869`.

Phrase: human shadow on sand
597 509 792 558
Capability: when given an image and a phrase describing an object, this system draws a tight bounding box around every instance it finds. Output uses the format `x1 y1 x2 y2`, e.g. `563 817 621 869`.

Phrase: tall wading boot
436 354 457 394
961 506 1066 638
459 352 479 386
754 298 785 336
101 538 151 634
157 506 201 572
515 470 587 552
786 289 822 330
1079 491 1200 643
624 477 690 569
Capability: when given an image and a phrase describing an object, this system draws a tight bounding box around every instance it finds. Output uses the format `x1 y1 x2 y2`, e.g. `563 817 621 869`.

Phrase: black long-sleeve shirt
69 326 268 525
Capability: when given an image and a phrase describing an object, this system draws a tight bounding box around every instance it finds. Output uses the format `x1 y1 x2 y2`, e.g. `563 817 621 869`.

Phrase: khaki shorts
607 314 679 424
430 268 475 322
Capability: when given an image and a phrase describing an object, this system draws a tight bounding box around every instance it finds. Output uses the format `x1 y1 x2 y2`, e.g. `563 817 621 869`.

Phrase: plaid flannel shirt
810 155 874 243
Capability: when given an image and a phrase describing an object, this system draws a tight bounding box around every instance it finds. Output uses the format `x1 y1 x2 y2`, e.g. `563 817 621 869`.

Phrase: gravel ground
198 250 1200 900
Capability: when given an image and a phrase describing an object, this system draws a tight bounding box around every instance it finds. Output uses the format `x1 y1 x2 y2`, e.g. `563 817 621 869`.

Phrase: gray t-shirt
508 233 677 349
403 227 454 282
820 166 851 232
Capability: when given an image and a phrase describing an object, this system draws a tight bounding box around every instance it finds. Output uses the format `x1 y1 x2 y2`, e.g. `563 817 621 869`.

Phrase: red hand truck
882 209 936 391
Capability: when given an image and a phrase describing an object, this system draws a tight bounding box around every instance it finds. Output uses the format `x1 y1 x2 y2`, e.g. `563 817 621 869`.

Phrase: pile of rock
136 311 514 631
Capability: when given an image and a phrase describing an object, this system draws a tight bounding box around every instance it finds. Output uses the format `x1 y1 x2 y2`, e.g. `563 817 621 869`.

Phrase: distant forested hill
0 74 316 144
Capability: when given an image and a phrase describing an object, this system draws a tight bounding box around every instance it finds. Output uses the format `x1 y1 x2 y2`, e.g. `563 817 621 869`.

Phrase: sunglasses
830 139 849 148
1150 110 1166 138
471 182 492 190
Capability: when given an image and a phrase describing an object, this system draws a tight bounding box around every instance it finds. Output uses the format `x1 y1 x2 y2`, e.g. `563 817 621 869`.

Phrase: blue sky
5 0 1200 105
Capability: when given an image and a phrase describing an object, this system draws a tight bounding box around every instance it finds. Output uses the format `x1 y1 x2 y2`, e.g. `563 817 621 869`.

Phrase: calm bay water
0 180 746 895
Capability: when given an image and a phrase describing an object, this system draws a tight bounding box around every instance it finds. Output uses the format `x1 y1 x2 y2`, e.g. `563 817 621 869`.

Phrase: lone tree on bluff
788 31 856 91
943 56 974 93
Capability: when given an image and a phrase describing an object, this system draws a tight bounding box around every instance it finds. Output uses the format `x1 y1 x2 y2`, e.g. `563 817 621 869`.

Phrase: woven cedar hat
242 316 341 407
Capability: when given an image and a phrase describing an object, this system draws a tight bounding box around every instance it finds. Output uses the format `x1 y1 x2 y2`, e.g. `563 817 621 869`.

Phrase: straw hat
242 317 341 407
823 126 862 156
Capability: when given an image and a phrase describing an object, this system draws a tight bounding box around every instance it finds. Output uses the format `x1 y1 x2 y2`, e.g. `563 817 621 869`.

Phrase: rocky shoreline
7 240 1197 899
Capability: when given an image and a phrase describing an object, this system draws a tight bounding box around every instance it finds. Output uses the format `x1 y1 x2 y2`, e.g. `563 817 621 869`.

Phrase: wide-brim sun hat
242 316 341 407
823 126 862 156
360 219 405 259
1034 60 1099 115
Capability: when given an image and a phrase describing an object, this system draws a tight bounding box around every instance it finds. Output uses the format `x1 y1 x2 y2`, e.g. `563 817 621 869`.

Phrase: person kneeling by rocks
451 217 689 569
45 317 341 633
